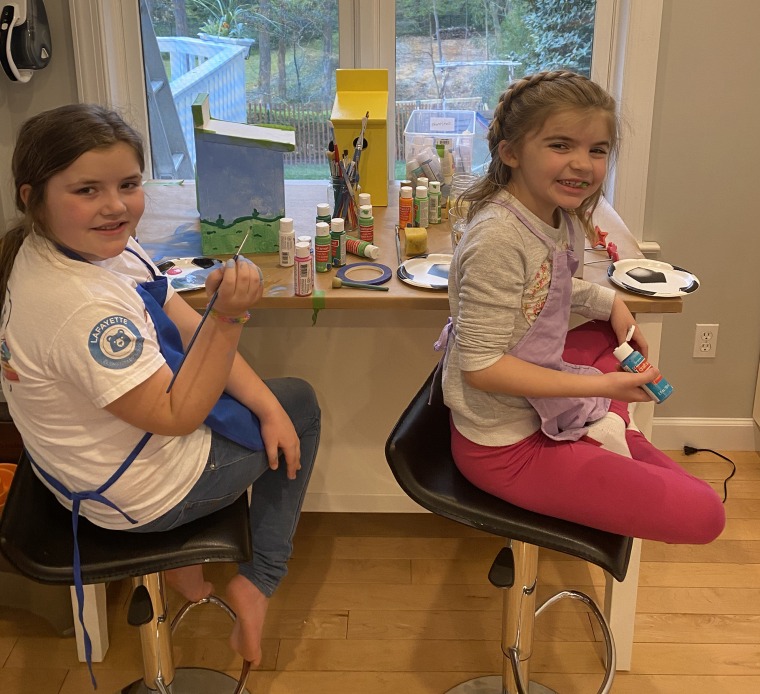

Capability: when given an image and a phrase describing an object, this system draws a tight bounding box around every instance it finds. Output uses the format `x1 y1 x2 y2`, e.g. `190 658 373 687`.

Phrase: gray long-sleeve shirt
442 190 616 446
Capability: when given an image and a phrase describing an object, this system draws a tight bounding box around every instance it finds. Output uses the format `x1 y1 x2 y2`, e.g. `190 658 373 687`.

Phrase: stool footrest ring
121 668 250 693
169 594 251 694
443 675 557 693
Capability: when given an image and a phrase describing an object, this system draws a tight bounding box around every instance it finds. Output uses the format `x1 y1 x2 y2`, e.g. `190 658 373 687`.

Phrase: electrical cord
683 446 736 503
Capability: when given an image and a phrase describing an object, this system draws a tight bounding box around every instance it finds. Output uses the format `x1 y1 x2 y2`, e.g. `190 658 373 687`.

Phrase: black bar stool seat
386 368 633 694
0 452 253 693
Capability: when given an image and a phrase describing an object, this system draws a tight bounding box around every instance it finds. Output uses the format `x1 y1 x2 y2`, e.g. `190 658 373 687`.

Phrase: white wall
0 0 79 226
646 0 759 425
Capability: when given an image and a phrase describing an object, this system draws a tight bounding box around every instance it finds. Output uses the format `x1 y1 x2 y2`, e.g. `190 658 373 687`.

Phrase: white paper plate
397 254 452 290
608 259 699 298
157 256 223 292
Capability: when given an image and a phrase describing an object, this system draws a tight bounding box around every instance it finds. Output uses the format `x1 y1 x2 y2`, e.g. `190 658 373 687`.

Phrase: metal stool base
121 667 250 693
444 675 557 694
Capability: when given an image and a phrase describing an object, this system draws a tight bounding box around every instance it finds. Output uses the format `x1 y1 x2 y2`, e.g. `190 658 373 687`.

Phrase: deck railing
157 36 247 163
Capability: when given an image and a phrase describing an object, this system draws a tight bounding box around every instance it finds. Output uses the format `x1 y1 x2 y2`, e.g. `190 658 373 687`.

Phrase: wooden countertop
138 180 682 314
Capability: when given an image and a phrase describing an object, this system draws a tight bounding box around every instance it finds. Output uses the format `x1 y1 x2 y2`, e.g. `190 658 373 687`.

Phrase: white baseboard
651 417 759 451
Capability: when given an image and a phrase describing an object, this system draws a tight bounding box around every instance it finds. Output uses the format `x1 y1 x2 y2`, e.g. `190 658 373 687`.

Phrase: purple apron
436 202 609 442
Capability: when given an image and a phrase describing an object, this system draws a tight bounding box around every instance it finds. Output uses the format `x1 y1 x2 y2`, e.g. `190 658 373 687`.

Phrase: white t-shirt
0 234 210 528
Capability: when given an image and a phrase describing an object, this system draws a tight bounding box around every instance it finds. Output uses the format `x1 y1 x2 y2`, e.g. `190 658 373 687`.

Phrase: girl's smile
28 142 145 261
499 108 611 226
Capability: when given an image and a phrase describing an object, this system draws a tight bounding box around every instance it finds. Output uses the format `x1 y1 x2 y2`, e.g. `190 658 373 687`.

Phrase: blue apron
28 244 263 687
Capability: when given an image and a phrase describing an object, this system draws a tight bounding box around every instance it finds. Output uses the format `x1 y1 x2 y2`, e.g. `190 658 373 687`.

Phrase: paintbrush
332 277 389 291
166 230 251 393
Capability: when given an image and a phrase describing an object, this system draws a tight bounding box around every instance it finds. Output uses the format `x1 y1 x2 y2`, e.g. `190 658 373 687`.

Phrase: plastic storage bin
404 109 487 173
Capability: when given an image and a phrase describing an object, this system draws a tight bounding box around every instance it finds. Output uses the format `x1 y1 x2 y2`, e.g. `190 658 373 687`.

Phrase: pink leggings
451 321 725 544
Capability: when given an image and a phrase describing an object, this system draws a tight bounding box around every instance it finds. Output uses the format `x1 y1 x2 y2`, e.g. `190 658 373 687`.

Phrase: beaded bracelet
209 308 251 325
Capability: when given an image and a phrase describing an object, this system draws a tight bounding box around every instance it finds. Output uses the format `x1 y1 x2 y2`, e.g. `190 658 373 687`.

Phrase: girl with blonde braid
440 71 723 543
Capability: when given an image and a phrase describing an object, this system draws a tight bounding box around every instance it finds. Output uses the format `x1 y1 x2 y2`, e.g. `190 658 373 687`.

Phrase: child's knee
691 493 726 544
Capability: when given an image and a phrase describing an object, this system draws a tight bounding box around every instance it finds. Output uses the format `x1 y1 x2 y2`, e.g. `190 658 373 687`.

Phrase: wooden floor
1 450 758 693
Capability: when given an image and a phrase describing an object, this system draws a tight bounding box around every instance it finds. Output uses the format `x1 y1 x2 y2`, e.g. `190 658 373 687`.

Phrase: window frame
68 0 662 240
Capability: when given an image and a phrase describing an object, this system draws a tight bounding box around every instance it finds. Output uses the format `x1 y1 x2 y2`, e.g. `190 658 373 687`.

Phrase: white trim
68 0 152 173
602 0 664 242
651 417 759 452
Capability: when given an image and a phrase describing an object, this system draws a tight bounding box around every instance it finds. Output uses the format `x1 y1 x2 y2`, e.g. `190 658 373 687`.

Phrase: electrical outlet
693 323 719 358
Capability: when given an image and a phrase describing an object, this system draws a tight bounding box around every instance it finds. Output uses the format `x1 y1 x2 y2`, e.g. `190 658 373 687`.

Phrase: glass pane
395 0 597 177
140 0 339 180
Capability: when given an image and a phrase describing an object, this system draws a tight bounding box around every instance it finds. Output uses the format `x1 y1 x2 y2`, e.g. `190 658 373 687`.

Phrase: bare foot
165 565 214 603
226 573 269 667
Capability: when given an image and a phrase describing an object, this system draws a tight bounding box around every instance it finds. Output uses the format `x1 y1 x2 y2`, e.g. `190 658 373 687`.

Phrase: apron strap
27 430 152 689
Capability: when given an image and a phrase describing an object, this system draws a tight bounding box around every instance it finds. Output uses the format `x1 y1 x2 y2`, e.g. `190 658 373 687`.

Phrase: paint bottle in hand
613 341 673 403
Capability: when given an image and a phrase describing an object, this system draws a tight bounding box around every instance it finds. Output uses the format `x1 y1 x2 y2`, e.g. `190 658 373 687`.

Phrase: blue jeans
130 377 320 597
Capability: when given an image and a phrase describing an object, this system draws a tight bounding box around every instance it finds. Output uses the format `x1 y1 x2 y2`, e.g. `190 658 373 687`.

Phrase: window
393 0 597 177
68 0 662 239
138 0 339 180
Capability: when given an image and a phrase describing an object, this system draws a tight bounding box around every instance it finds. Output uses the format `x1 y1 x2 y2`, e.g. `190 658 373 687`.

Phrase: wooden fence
247 97 485 166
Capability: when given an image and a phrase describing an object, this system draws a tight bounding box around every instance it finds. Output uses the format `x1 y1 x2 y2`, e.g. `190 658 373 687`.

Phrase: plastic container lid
316 203 331 217
330 217 345 232
415 185 428 198
280 217 294 233
429 180 441 192
612 342 634 362
400 186 413 199
358 193 371 207
315 221 330 237
359 204 372 219
295 241 311 258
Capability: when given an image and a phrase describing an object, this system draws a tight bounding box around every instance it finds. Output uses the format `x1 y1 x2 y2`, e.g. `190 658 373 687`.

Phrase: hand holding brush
166 231 260 392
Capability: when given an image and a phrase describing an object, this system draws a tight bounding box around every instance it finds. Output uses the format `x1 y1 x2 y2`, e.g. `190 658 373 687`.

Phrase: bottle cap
415 185 428 198
359 204 372 219
295 241 310 258
297 235 312 247
358 193 371 207
613 342 634 362
363 244 380 260
417 177 429 188
330 218 344 232
316 203 330 217
429 180 441 192
315 221 330 237
400 186 413 199
280 217 294 233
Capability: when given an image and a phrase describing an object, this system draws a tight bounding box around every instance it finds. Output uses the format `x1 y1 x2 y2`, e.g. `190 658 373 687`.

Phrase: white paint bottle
279 217 295 267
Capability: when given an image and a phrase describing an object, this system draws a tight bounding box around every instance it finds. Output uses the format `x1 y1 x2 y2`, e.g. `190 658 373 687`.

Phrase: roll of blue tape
336 262 392 286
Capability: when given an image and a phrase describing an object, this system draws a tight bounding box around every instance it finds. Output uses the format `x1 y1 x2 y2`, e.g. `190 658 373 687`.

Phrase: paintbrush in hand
166 230 251 393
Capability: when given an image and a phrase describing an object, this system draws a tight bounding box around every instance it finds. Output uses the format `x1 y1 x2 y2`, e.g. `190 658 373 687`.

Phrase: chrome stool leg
121 572 251 694
445 540 616 694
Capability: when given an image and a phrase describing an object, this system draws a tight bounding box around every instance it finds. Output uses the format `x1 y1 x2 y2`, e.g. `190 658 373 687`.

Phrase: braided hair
460 71 620 241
